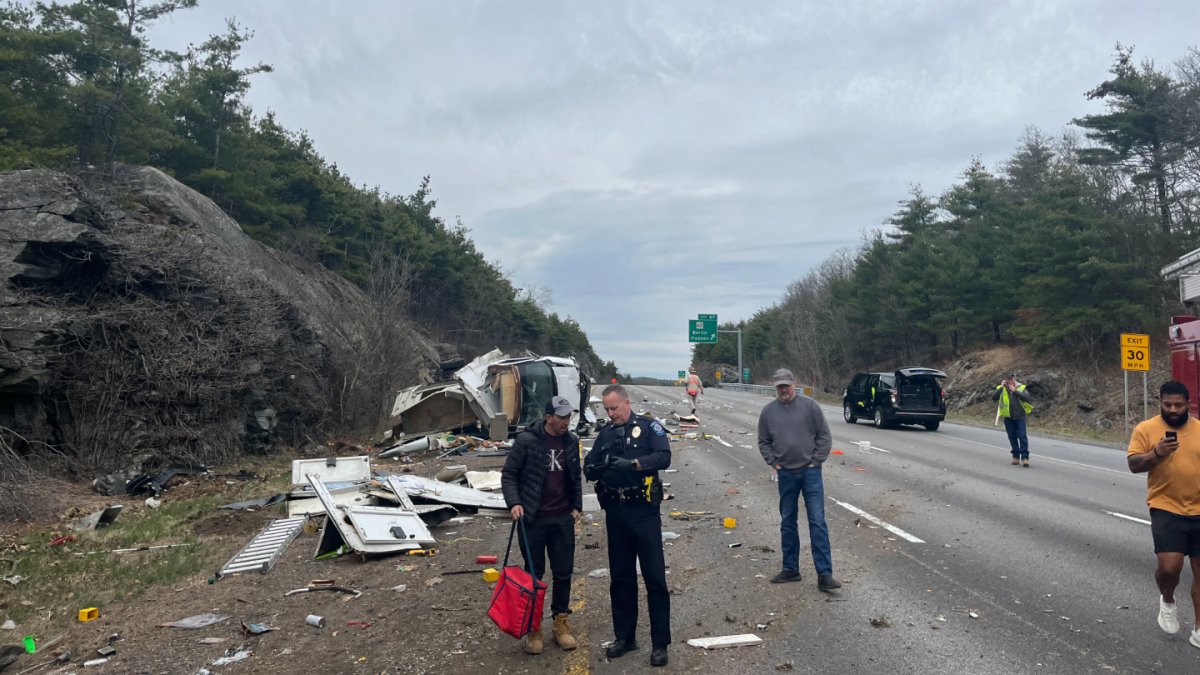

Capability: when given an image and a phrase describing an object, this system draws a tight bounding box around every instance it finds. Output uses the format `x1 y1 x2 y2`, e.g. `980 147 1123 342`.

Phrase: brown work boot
524 627 544 655
552 613 578 650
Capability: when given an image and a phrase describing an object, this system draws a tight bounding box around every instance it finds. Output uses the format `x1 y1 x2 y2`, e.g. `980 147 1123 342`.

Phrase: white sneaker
1158 596 1180 634
1190 629 1200 649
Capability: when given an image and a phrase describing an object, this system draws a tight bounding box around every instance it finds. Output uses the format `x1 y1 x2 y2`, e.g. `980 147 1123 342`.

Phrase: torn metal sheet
217 517 305 578
453 349 505 433
308 474 433 557
388 381 479 438
366 489 459 527
464 470 502 492
287 484 376 518
385 474 508 510
291 456 371 486
68 505 124 531
220 494 288 511
413 504 458 527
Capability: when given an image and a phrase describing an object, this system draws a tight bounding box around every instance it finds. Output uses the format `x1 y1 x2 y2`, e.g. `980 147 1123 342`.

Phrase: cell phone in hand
1165 431 1177 441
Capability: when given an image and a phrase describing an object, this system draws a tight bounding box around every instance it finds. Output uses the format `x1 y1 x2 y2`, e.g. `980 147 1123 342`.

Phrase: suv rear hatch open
894 367 946 412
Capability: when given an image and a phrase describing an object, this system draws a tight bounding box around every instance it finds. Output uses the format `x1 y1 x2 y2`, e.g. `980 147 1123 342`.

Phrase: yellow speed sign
1120 333 1150 371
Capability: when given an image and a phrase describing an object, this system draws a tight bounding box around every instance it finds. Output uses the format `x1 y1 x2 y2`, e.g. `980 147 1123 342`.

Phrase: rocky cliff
0 166 424 488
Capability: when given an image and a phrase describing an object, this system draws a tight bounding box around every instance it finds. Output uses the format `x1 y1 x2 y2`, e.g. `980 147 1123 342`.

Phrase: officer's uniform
584 414 672 649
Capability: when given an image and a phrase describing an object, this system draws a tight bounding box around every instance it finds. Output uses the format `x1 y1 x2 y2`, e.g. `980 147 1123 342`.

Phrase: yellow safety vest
996 385 1033 417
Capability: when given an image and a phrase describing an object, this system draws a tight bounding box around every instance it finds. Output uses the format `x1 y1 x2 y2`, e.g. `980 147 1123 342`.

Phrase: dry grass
0 456 296 629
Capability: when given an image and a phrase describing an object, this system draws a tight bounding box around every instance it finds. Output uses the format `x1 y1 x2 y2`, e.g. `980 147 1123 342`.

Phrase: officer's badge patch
651 422 666 436
631 426 642 439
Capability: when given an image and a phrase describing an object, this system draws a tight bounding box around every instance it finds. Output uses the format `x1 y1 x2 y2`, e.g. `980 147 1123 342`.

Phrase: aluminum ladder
217 517 305 577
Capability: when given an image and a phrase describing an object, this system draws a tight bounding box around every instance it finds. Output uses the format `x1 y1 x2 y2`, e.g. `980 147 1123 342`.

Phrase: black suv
842 367 947 431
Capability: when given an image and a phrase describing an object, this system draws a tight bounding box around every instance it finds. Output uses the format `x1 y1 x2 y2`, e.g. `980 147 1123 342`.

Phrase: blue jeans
1004 418 1029 458
777 466 832 576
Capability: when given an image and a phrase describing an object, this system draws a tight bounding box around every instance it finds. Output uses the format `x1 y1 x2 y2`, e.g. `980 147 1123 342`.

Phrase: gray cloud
149 0 1199 376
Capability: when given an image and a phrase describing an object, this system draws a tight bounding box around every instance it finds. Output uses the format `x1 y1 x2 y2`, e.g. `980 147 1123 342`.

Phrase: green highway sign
677 370 686 378
743 368 750 382
689 319 717 343
698 313 717 321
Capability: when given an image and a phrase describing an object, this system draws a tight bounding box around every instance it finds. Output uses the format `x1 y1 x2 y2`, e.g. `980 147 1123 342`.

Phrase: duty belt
597 477 663 505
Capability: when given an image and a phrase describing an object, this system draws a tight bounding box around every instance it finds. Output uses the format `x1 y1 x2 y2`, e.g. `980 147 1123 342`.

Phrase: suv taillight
890 390 898 405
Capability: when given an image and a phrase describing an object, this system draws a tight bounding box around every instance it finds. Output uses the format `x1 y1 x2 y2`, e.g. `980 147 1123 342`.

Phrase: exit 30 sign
1121 333 1150 371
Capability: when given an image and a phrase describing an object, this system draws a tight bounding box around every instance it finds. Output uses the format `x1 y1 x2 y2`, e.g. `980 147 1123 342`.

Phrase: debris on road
284 585 362 599
463 470 501 492
308 474 433 557
211 648 252 666
686 634 763 649
158 613 231 629
68 505 124 532
240 622 274 635
870 615 892 628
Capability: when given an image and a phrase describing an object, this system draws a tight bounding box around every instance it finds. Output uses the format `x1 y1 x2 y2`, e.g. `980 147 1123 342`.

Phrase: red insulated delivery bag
487 518 547 639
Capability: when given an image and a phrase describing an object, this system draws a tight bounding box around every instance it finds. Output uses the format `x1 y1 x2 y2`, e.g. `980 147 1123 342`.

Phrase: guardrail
718 383 815 397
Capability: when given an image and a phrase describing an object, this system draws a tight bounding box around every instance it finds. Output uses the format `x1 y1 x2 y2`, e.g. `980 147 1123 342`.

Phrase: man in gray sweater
758 368 841 590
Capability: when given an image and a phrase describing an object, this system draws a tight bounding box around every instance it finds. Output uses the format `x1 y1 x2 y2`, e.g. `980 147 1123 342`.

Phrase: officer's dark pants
518 513 576 616
606 503 671 647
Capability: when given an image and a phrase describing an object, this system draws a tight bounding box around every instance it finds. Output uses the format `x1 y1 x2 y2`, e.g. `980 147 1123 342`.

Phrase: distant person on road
757 368 841 591
583 384 672 667
994 372 1033 466
501 395 583 655
1127 380 1200 649
684 368 703 413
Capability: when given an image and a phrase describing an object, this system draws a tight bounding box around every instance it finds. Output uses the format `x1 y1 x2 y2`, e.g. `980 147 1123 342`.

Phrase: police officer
584 384 671 667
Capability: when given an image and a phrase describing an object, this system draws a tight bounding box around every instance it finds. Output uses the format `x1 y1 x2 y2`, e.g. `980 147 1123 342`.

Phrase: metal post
1124 370 1129 434
1142 371 1148 421
716 329 745 383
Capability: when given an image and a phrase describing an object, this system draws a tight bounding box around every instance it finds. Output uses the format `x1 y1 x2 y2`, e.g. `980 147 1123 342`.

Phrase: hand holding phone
1159 430 1179 458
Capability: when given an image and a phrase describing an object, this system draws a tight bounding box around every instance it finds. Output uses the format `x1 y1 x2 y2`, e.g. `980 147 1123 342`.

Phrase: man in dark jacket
501 395 583 655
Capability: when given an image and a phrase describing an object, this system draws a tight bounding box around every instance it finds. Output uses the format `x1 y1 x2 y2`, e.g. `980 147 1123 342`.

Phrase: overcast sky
150 1 1198 378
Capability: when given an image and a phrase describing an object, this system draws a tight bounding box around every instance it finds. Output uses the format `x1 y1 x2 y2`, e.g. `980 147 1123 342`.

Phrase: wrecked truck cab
390 348 598 440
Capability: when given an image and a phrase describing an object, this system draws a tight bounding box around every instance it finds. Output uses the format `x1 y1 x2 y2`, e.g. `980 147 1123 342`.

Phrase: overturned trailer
390 349 597 441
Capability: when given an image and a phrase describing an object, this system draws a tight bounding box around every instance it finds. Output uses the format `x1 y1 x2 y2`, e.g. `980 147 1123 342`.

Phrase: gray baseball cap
772 368 796 386
545 395 576 416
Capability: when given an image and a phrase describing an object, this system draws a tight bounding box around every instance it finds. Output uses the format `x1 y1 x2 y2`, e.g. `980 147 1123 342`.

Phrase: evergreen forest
0 0 620 380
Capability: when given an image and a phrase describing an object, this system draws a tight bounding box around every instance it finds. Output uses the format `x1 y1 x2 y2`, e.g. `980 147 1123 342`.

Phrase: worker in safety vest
993 372 1033 467
684 368 703 414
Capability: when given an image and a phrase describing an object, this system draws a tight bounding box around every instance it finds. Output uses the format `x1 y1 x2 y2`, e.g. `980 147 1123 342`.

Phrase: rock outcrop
0 166 423 475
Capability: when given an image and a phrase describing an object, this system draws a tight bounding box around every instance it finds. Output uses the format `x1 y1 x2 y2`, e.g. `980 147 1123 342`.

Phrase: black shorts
1150 508 1200 556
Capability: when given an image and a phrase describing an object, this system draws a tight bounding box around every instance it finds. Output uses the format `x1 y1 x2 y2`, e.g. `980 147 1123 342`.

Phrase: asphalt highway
576 385 1200 673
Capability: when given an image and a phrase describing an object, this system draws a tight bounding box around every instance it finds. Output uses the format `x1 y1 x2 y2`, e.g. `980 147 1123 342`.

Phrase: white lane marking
829 497 926 544
1033 455 1135 477
1104 510 1151 525
712 435 733 447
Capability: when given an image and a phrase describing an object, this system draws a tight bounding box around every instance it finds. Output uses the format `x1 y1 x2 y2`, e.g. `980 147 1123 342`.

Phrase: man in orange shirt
684 368 703 414
1127 380 1200 649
